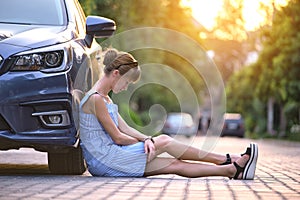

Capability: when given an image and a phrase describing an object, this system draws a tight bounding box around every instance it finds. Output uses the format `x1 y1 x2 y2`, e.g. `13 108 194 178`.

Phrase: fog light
32 110 71 127
48 115 62 124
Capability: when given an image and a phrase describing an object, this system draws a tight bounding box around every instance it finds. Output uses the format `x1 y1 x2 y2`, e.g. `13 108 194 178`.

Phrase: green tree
79 0 206 128
255 0 300 136
202 0 252 82
227 0 300 137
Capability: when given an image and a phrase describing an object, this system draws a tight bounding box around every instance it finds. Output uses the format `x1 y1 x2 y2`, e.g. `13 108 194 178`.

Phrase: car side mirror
85 16 116 47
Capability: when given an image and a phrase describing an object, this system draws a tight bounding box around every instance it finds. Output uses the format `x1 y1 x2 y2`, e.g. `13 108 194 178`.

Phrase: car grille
0 114 11 131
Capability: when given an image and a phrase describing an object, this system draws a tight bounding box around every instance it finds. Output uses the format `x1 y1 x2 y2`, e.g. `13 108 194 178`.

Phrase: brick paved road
0 137 299 200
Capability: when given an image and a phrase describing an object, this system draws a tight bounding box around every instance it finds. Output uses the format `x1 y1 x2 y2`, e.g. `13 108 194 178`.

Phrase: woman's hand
144 139 156 162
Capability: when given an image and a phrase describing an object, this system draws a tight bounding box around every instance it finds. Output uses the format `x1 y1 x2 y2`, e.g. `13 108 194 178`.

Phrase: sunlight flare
182 0 290 31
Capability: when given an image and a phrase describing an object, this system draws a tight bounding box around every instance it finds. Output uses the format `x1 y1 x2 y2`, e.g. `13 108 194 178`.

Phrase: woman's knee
154 134 173 148
165 159 184 174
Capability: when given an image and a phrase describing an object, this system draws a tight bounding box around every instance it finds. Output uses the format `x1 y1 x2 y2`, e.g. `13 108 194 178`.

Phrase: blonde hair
103 48 141 83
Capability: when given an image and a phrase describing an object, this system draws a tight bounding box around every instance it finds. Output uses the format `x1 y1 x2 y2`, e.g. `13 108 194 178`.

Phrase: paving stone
0 137 300 199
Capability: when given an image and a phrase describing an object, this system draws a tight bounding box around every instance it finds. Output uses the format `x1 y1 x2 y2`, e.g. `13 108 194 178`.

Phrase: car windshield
0 0 66 25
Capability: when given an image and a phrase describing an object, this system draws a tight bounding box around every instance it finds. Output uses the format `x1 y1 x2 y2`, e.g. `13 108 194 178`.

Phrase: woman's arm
118 114 156 161
117 114 149 141
91 94 138 145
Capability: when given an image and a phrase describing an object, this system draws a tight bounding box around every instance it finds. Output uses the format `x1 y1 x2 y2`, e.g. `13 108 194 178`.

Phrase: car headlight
10 44 72 73
11 50 64 72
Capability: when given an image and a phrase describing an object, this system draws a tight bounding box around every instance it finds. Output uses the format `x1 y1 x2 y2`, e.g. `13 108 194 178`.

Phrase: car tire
48 146 86 175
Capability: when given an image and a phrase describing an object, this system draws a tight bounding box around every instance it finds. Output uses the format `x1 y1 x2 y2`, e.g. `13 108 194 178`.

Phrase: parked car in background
0 0 115 174
221 113 245 138
162 112 197 138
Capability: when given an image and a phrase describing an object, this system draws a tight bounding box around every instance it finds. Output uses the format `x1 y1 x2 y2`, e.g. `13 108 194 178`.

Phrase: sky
181 0 289 31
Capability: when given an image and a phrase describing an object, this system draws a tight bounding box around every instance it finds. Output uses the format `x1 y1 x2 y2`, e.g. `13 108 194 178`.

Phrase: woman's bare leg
144 154 249 178
152 135 240 165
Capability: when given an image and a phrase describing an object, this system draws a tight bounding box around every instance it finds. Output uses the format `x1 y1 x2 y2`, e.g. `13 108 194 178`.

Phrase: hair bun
103 49 118 66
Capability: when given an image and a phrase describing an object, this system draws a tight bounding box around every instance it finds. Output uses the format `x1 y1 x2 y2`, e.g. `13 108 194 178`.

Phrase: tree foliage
226 0 300 136
214 0 246 41
78 0 206 128
79 0 201 39
79 0 299 136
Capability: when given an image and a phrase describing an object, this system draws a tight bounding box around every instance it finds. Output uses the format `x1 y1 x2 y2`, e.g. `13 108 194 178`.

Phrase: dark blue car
221 113 245 138
0 0 115 174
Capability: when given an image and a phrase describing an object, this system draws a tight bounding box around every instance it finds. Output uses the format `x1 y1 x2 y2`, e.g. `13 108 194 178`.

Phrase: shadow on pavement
0 164 50 175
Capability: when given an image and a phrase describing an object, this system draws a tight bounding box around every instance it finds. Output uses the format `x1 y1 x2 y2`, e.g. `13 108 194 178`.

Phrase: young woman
79 49 258 179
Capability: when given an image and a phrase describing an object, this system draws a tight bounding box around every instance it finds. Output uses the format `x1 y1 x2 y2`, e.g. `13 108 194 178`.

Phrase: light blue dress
79 91 147 177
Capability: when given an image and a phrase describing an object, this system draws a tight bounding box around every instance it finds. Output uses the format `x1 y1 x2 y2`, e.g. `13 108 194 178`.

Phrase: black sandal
221 154 232 165
221 147 251 165
231 161 245 179
241 147 251 156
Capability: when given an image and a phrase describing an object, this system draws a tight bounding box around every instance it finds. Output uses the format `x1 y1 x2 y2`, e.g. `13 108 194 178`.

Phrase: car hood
0 23 74 57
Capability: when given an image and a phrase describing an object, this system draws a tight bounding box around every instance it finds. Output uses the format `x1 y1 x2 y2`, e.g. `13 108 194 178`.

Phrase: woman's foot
242 143 258 179
220 146 252 165
228 143 258 180
228 154 250 179
229 154 241 163
220 154 240 165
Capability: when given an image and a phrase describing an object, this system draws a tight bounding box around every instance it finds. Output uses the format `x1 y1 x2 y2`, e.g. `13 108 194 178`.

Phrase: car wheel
48 146 86 175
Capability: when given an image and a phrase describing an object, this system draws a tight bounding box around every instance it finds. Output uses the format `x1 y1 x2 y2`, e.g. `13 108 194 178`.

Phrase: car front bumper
0 71 79 151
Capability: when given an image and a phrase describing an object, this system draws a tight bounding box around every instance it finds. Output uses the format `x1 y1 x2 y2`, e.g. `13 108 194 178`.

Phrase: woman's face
112 72 132 93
